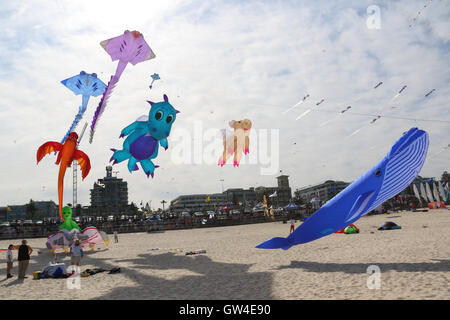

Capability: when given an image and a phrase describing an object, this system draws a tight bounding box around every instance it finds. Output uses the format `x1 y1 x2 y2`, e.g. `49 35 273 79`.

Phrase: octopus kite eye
166 114 173 123
155 111 164 120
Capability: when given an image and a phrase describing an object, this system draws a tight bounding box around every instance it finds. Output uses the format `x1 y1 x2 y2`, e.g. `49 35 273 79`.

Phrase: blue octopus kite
110 94 179 178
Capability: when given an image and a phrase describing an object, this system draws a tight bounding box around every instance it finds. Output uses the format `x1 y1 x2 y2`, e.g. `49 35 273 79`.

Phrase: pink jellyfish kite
89 30 156 143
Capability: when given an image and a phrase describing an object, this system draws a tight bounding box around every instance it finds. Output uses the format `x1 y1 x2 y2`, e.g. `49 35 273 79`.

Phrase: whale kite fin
345 190 376 223
255 237 292 250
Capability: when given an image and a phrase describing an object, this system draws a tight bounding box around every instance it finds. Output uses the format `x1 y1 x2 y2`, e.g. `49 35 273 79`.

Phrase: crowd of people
0 209 302 240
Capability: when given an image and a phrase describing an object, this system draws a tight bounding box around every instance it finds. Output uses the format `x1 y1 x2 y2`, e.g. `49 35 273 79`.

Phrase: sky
0 0 449 210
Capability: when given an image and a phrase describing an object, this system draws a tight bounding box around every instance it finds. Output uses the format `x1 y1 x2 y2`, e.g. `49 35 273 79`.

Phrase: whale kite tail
255 237 292 250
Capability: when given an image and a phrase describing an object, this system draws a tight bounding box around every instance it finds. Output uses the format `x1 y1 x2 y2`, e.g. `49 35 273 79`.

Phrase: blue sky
0 0 449 209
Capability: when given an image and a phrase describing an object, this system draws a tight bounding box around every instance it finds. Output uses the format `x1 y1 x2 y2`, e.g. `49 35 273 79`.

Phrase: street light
161 200 167 211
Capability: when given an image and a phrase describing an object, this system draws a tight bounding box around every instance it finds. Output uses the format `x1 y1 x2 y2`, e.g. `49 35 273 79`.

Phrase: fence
0 212 303 241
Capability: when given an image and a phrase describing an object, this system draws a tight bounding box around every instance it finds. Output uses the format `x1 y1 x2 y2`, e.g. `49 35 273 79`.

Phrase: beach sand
0 209 449 300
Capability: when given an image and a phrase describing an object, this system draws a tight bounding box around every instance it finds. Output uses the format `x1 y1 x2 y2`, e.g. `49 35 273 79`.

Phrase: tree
129 202 138 216
75 204 82 217
441 171 450 183
292 189 305 206
25 199 37 220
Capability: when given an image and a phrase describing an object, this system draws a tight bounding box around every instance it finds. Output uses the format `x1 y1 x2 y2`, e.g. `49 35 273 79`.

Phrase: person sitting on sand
6 244 14 279
70 239 84 267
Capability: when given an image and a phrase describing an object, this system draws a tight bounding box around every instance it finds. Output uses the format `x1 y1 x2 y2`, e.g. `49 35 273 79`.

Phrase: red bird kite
37 132 91 220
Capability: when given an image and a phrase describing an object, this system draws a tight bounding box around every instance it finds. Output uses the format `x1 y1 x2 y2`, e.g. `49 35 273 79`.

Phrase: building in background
255 175 292 207
90 166 128 216
33 201 58 218
295 180 350 205
169 175 292 213
170 193 227 213
4 205 26 221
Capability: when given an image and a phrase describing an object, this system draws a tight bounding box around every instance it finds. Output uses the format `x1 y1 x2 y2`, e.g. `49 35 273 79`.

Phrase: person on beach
70 239 84 267
114 230 119 243
6 244 14 278
17 240 33 279
290 219 295 234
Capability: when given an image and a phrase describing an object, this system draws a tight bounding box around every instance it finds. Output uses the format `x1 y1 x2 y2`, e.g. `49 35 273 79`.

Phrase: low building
169 175 292 212
170 193 227 213
295 180 350 205
33 201 58 218
224 188 257 207
5 205 26 221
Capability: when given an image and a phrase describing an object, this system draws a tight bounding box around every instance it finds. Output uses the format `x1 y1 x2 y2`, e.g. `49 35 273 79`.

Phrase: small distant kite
320 106 351 127
370 115 381 124
425 89 435 97
392 85 407 100
409 0 433 28
316 99 325 106
374 81 383 89
283 94 310 114
341 106 351 113
296 98 324 121
149 73 160 89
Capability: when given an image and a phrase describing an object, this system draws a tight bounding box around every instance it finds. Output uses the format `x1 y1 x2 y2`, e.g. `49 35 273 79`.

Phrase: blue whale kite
256 127 429 250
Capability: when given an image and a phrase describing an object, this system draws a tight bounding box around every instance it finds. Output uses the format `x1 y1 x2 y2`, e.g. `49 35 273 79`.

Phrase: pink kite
89 30 156 143
46 226 109 252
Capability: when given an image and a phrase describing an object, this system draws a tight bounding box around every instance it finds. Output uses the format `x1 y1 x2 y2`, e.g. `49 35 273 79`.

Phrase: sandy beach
0 209 449 300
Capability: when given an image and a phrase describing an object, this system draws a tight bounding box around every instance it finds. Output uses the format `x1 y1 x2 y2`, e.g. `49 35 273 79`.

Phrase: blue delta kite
256 127 429 250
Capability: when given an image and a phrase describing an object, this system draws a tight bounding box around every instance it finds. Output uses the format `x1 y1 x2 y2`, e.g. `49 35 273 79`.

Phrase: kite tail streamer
89 75 119 143
61 107 85 144
295 109 312 121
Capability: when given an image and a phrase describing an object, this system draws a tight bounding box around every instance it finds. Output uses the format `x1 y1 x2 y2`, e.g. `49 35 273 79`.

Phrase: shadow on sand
1 248 275 299
276 259 450 274
90 252 274 299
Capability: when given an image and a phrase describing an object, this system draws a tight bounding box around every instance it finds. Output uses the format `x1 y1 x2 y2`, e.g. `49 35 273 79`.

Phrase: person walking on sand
17 240 32 279
6 244 14 279
114 230 119 243
70 239 84 267
290 219 295 234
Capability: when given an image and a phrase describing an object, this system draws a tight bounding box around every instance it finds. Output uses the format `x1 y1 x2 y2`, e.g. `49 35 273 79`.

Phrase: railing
0 213 304 240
